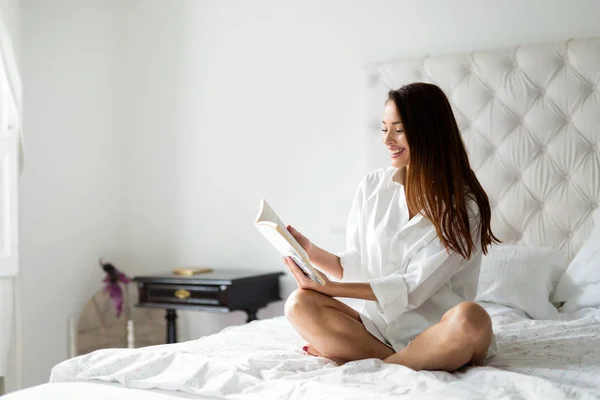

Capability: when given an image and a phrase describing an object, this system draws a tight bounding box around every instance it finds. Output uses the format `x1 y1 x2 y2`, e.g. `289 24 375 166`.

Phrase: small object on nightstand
172 267 213 276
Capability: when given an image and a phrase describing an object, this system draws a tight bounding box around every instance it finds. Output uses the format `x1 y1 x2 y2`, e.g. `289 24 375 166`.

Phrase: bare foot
302 344 347 364
302 344 324 357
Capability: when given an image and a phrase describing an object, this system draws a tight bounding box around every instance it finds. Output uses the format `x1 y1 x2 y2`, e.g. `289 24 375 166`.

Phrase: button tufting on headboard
363 38 600 261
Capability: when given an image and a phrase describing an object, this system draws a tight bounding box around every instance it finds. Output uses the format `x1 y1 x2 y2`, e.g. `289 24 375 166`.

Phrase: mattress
7 303 600 400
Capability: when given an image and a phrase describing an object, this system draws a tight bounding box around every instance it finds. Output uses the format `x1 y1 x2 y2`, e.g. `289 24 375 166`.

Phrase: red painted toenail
302 346 308 352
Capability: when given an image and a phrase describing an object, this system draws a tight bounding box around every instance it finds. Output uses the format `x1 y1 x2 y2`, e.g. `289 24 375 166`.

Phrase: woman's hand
283 256 334 296
287 225 314 259
284 256 377 301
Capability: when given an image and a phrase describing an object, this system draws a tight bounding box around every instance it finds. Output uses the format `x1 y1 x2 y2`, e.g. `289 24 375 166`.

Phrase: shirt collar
390 166 406 187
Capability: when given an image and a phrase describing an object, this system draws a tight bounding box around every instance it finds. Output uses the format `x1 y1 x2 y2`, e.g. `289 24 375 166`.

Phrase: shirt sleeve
368 201 482 323
337 178 366 282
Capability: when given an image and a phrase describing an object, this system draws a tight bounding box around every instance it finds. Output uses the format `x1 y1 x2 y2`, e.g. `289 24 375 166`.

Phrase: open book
254 199 326 286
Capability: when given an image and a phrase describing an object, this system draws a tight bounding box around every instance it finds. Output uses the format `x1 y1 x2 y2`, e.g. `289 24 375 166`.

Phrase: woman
283 82 500 371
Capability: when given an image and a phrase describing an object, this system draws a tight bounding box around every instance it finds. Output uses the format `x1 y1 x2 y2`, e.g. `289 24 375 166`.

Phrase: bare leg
285 289 394 363
385 302 493 371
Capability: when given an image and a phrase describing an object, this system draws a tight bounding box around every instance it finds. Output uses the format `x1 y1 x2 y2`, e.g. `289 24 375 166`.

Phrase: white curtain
0 280 14 377
0 2 21 115
0 1 21 380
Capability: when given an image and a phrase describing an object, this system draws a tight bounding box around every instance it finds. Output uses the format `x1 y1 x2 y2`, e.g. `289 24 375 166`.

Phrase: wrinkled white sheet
4 382 216 400
49 304 600 400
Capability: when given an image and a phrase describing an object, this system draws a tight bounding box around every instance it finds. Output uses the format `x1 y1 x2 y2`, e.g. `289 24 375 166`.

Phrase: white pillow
475 245 567 320
553 209 600 312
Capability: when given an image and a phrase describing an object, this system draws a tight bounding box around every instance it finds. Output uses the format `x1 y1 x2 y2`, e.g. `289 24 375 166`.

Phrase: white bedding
26 304 599 400
4 381 217 400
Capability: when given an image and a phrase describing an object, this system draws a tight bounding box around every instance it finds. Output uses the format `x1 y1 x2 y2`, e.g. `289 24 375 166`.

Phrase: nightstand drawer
145 283 223 306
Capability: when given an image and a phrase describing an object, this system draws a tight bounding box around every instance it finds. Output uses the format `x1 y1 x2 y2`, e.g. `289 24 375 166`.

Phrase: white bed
7 37 600 399
6 304 600 399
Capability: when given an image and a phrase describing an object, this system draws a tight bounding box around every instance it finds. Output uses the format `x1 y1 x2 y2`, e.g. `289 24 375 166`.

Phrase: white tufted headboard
363 38 600 261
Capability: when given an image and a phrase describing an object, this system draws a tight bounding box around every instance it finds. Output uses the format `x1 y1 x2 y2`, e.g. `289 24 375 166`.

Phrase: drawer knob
174 289 191 299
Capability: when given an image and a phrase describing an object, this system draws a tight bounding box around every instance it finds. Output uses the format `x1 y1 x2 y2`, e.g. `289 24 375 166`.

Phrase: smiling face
381 100 410 169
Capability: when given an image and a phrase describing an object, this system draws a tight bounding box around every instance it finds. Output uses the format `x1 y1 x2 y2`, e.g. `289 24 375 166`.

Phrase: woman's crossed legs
284 288 493 371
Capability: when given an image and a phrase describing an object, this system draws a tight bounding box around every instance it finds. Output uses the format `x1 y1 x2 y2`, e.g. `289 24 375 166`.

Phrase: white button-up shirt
338 166 483 351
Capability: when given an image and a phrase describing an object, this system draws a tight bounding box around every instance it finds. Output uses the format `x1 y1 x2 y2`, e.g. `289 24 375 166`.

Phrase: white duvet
50 304 600 400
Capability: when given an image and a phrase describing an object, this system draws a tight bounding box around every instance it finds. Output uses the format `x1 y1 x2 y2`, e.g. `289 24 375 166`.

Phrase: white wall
122 0 600 341
19 0 125 389
16 0 600 390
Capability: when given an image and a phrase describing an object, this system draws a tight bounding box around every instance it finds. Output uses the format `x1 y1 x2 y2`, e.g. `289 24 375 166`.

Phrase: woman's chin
390 158 408 169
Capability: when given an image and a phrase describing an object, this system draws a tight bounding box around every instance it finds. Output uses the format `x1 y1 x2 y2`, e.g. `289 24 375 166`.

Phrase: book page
255 225 325 285
255 199 325 285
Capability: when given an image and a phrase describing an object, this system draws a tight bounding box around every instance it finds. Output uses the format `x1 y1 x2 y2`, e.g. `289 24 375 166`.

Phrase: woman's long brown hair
388 82 500 258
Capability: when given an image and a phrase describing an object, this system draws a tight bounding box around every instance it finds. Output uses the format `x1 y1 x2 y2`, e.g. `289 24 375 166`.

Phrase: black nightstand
134 269 284 343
